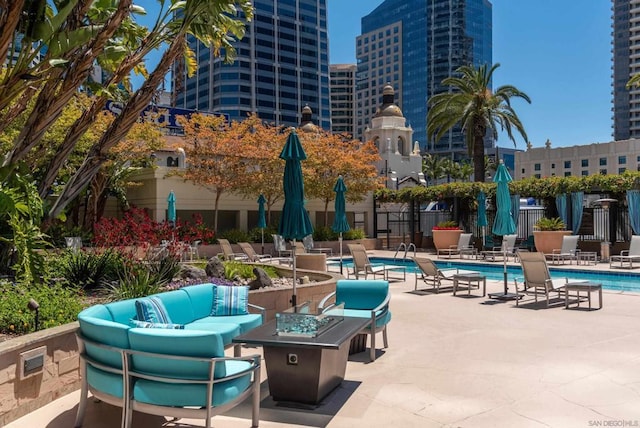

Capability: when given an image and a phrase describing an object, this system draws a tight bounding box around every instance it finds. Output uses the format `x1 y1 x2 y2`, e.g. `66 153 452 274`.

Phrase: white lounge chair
412 257 480 293
347 243 406 281
482 234 517 262
551 235 579 265
437 233 474 259
610 235 640 269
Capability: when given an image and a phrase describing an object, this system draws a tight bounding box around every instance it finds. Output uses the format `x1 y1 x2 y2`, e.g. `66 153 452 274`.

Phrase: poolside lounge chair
412 257 480 293
551 235 580 265
217 238 248 261
272 234 293 257
347 243 406 281
610 235 640 269
515 251 587 308
482 234 517 262
238 242 292 265
437 233 473 259
303 234 333 255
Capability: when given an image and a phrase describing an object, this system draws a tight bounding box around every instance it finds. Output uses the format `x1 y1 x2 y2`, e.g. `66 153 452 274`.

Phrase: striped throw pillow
129 319 184 329
135 296 173 324
211 285 249 316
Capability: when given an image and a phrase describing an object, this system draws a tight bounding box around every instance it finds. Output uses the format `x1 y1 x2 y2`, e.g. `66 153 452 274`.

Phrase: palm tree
422 154 445 185
427 63 530 182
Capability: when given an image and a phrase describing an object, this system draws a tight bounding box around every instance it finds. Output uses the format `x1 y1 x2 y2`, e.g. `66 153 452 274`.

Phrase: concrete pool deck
8 250 640 428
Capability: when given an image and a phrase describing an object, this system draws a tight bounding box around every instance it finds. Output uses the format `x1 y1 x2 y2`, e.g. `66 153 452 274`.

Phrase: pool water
343 257 640 293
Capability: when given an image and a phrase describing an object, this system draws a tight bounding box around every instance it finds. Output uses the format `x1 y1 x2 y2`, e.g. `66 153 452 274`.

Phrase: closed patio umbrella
278 129 313 307
331 176 350 274
477 191 488 248
167 190 176 225
489 161 519 300
257 194 267 254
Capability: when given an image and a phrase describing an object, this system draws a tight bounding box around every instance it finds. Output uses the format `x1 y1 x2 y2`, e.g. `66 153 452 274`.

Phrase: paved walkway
8 252 640 428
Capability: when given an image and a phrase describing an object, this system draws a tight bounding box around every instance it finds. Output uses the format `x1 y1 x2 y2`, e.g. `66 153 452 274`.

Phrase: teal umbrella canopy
167 191 176 224
477 191 488 228
257 194 267 229
492 162 516 236
331 176 350 233
278 130 313 241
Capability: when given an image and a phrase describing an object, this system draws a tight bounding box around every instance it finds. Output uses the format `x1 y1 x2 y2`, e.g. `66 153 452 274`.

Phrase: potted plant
532 217 572 254
432 220 463 251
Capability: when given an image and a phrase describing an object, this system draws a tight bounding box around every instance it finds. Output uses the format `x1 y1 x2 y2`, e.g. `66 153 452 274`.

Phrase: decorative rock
179 264 207 280
205 257 226 278
248 267 272 290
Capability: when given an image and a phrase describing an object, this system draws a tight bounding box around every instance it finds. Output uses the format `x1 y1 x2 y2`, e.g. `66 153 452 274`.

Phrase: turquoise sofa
75 283 264 428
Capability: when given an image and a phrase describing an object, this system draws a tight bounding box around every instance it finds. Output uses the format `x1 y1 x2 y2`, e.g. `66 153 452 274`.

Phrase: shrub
53 249 123 290
223 261 278 280
218 228 251 244
343 228 366 240
105 263 164 301
433 220 459 230
534 217 566 231
313 226 336 242
0 281 84 335
248 226 277 243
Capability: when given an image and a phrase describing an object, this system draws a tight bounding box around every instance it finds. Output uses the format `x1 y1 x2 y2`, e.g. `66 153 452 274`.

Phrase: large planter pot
432 229 463 251
533 230 572 254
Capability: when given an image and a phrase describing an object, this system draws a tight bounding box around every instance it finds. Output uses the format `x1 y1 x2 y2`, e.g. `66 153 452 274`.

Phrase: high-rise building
330 64 357 137
172 0 331 130
612 0 640 140
356 0 492 159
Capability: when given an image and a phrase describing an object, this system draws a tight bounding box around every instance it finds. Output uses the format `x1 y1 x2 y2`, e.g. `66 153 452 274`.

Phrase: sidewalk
8 256 640 428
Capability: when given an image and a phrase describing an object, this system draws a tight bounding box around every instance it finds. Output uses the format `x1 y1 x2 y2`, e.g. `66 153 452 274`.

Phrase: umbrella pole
291 239 297 307
503 245 508 295
339 233 343 275
261 228 265 255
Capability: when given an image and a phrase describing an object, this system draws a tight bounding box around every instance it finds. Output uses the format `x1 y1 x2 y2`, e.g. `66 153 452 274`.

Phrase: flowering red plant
432 220 460 230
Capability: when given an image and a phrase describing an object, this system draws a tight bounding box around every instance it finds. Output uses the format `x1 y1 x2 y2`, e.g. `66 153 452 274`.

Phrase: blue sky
328 0 613 150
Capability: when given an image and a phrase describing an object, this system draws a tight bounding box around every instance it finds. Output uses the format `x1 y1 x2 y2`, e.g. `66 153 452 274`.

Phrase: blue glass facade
173 0 330 130
358 0 492 158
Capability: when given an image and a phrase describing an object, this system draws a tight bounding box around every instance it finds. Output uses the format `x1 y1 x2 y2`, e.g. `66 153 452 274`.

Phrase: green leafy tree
427 63 530 182
422 154 446 185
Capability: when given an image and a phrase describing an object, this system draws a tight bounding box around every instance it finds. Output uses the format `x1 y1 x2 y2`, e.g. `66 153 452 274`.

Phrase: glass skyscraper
173 0 330 130
356 0 492 158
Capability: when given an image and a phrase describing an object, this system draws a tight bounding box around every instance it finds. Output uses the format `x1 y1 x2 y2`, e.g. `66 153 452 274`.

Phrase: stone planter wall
0 268 341 425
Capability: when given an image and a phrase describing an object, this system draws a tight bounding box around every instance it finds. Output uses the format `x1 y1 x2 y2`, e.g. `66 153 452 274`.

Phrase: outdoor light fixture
27 298 40 332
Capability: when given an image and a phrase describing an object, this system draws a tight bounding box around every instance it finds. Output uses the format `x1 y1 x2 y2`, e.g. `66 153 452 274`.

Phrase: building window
581 159 588 167
551 163 555 169
637 155 640 162
534 174 541 179
619 167 627 174
581 170 588 176
599 158 607 166
534 163 541 171
619 155 627 164
564 160 571 168
564 172 571 177
600 169 607 175
521 168 525 174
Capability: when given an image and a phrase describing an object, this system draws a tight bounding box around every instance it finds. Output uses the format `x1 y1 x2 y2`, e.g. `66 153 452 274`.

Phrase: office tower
330 64 357 137
612 0 640 140
356 0 492 159
172 0 330 130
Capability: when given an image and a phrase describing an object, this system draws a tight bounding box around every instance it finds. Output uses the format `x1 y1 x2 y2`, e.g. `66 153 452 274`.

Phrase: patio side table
452 273 486 297
564 281 603 310
577 251 598 265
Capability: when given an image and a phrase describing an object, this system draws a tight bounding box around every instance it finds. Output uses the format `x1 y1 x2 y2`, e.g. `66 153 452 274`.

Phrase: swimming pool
342 257 640 292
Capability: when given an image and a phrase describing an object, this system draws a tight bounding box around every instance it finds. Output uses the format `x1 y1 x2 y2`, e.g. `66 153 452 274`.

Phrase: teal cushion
78 314 129 368
211 285 249 316
182 283 216 319
151 290 195 324
104 299 138 324
130 319 185 329
336 279 389 310
132 361 252 407
191 313 262 334
135 297 173 323
86 365 124 399
183 322 240 345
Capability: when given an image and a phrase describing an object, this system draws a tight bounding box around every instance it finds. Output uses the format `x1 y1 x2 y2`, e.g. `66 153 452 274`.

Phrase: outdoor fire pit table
233 316 370 405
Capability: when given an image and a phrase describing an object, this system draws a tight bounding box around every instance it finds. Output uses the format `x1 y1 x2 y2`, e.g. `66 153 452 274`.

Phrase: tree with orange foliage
178 113 256 231
300 131 382 226
231 115 287 225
